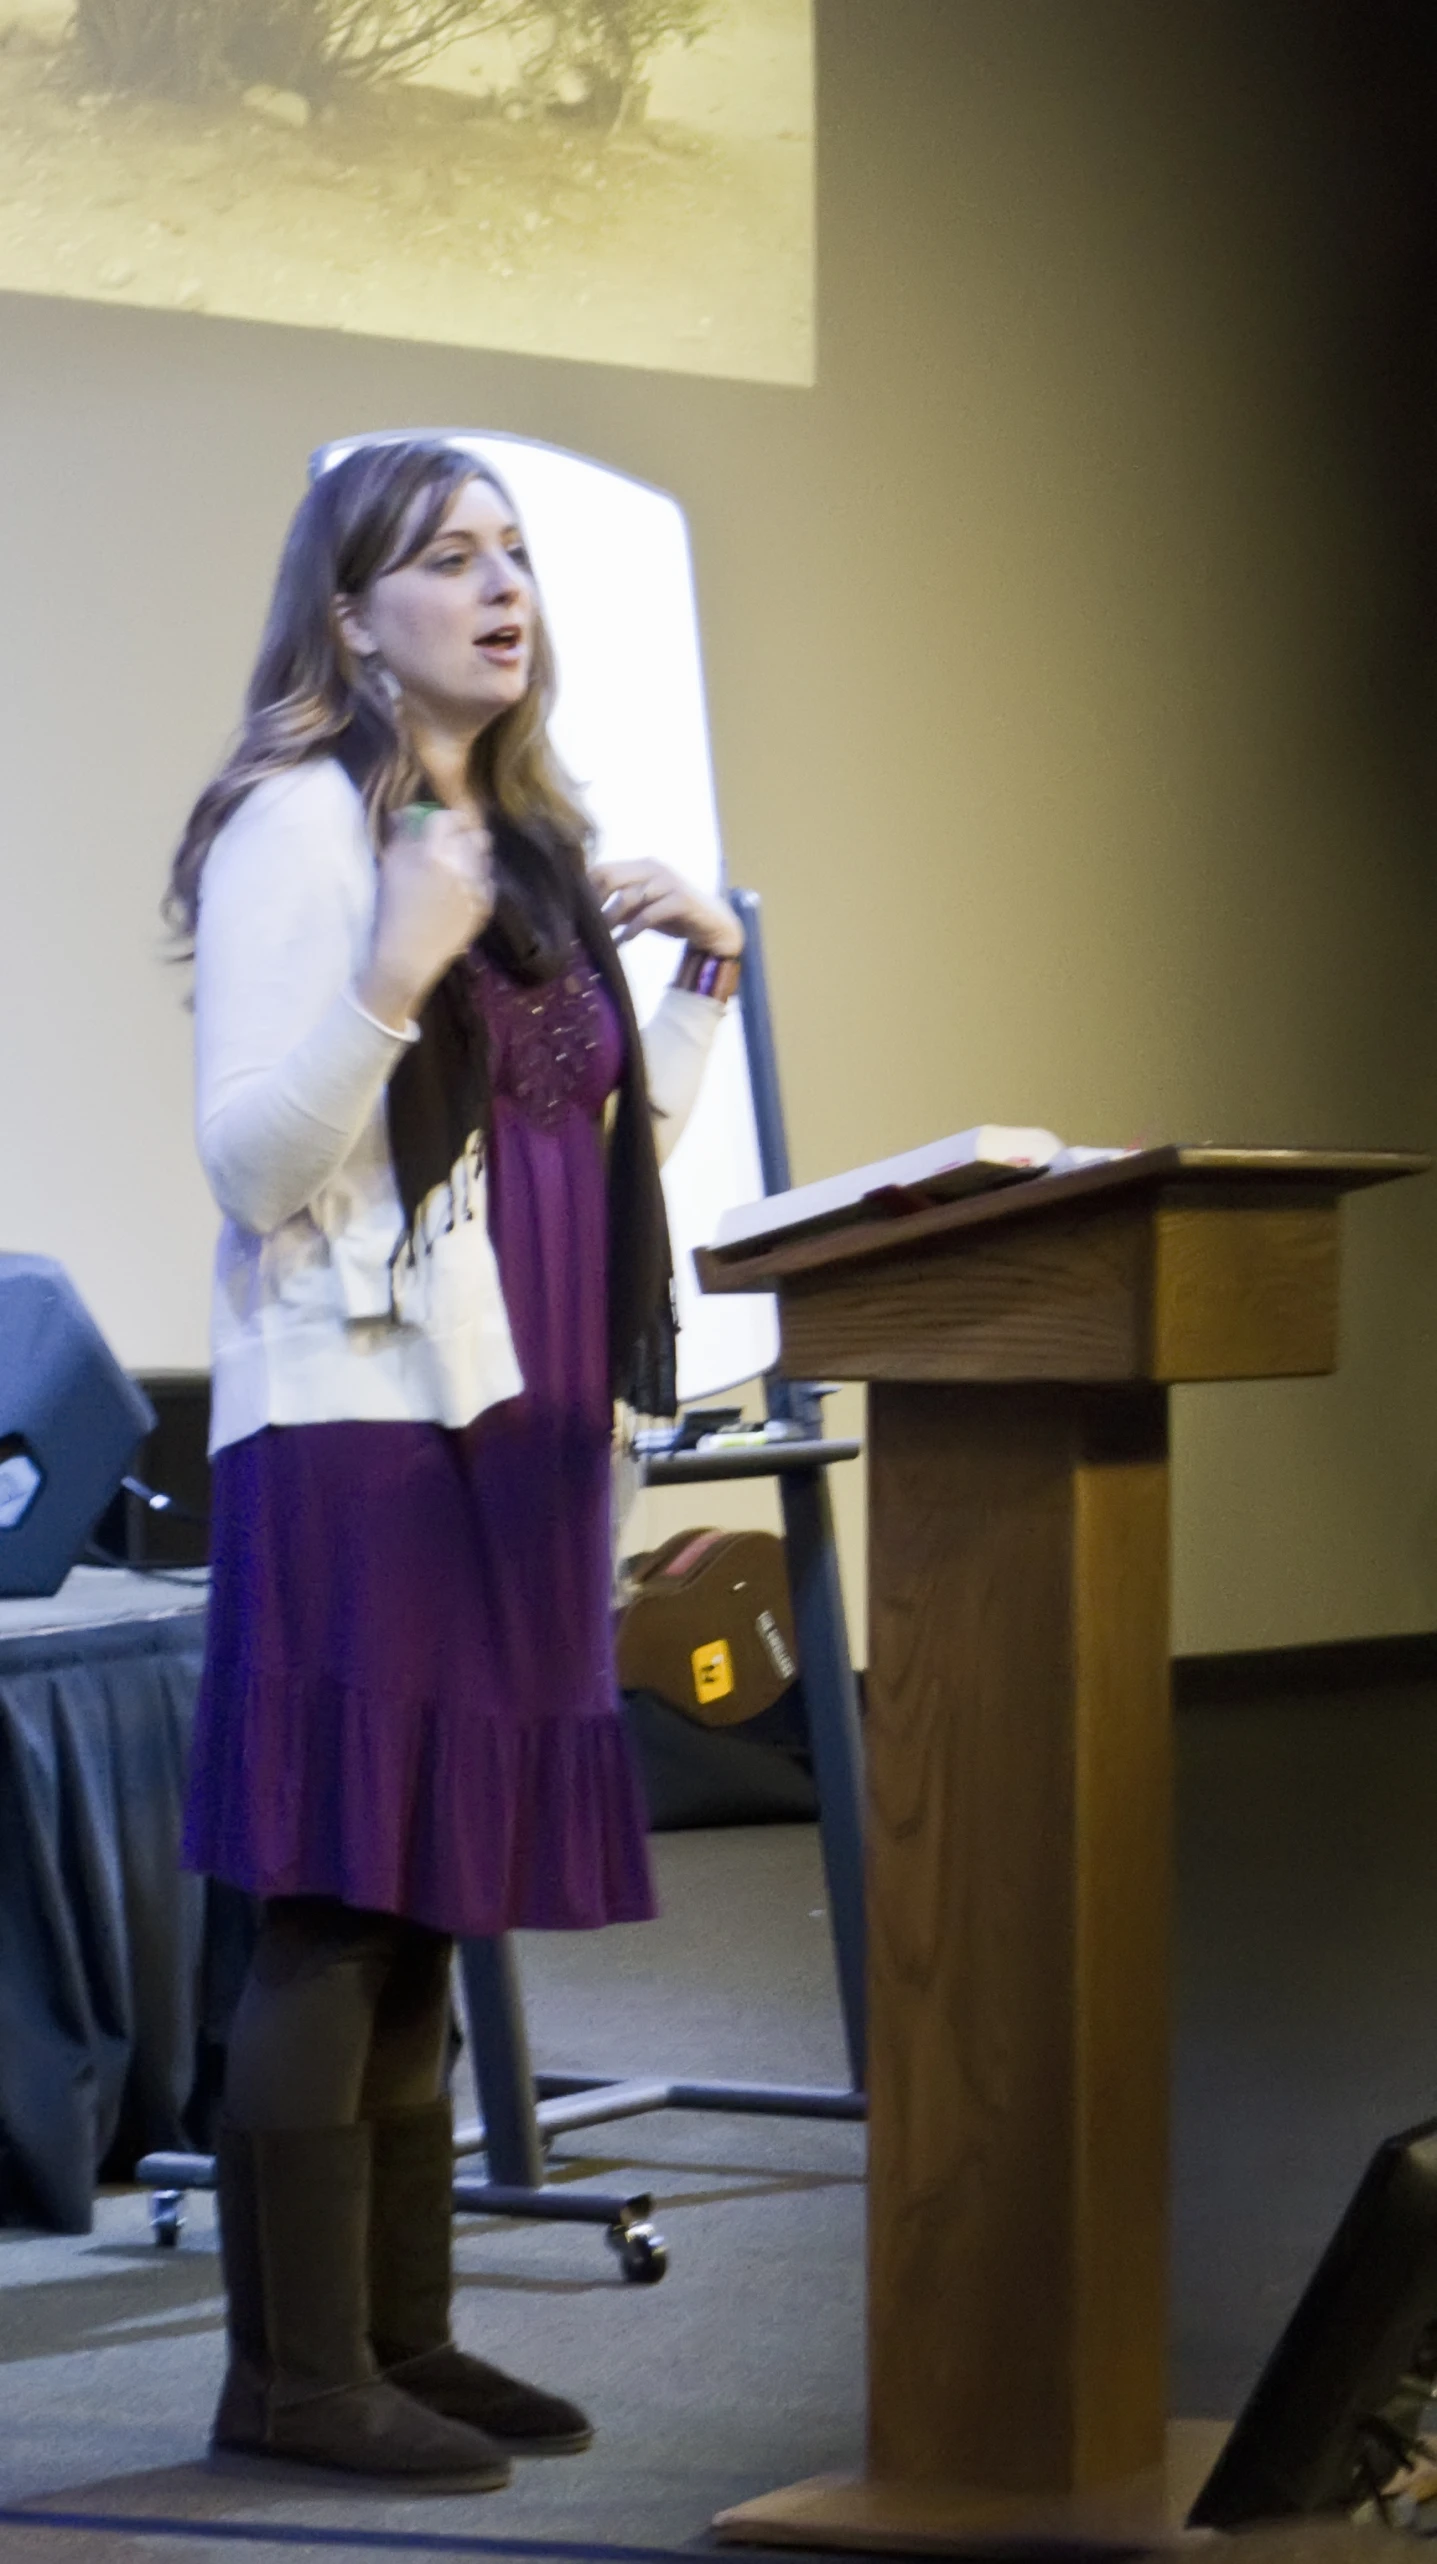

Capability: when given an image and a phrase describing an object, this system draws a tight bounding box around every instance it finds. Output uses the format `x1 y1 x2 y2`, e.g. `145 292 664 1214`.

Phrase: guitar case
616 1528 818 1829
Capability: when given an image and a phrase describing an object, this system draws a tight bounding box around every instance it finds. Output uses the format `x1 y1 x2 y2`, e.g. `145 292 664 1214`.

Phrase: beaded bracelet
674 946 743 1003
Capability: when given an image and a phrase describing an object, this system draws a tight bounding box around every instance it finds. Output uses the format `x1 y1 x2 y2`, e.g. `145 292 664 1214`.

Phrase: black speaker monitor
0 1254 156 1598
1190 2116 1437 2527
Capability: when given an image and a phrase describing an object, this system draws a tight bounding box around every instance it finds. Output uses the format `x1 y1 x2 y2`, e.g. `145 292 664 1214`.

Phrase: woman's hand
591 859 745 960
356 806 496 1032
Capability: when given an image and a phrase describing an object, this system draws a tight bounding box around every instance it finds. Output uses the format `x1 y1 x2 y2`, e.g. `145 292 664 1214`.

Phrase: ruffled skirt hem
182 1670 656 1938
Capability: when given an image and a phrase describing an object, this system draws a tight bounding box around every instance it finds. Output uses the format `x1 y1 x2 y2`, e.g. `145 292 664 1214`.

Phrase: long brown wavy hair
164 437 593 967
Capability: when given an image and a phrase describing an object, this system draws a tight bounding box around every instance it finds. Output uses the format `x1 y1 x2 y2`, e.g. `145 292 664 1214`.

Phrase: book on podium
711 1122 1129 1255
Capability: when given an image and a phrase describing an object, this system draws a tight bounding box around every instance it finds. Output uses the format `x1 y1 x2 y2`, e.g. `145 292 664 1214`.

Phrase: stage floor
3 1671 1437 2561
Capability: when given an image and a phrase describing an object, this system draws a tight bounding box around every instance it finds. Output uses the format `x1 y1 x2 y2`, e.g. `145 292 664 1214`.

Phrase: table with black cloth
0 1568 211 2232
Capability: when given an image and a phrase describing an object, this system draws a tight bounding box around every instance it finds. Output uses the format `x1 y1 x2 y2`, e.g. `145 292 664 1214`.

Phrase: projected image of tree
70 0 710 119
0 0 812 381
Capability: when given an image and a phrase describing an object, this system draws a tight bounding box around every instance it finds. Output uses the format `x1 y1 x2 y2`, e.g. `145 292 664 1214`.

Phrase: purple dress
181 946 657 1939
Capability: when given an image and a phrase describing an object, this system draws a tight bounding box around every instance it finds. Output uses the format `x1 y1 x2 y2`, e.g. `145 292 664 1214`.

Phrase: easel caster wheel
613 2222 667 2284
150 2190 185 2248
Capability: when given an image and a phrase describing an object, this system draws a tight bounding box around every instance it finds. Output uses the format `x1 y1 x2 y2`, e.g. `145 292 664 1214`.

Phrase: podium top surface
695 1145 1429 1295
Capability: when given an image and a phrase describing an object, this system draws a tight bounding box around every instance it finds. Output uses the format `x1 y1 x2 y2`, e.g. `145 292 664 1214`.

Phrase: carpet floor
4 1678 1437 2561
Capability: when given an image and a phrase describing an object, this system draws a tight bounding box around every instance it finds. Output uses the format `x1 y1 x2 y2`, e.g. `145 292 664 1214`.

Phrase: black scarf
384 813 677 1416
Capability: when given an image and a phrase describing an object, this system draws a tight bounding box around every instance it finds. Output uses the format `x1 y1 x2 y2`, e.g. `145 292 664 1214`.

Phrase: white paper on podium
316 428 779 1403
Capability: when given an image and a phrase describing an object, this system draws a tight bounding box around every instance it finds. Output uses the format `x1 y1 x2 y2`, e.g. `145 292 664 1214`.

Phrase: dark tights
224 1897 453 2131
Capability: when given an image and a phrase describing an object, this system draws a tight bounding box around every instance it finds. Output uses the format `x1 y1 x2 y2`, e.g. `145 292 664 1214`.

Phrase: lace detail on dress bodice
465 944 618 1132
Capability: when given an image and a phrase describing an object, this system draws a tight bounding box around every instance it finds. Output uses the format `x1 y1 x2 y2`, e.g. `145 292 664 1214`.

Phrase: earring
355 647 401 707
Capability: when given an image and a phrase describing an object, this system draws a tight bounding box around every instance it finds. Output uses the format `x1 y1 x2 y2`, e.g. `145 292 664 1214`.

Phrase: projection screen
0 0 813 383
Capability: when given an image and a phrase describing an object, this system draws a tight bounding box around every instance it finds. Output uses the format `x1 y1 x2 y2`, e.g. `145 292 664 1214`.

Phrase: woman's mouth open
477 624 525 664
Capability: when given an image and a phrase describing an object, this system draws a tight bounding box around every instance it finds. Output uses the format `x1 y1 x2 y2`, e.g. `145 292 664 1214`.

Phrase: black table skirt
0 1589 208 2232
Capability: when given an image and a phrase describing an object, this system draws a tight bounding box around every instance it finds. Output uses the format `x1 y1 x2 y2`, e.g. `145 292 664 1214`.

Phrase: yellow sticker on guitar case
692 1639 735 1706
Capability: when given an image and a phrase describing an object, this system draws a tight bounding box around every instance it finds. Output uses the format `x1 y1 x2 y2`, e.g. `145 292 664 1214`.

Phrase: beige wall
2 1 1433 1653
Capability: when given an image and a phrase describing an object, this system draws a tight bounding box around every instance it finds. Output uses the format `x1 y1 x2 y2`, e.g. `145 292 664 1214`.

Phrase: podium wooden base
713 2422 1231 2555
697 1151 1423 2563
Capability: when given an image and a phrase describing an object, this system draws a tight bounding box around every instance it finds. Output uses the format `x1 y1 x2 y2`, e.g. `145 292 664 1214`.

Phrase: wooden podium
695 1146 1427 2555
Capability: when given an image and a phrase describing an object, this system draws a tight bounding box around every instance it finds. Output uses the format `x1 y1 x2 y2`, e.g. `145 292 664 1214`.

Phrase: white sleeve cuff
343 986 423 1046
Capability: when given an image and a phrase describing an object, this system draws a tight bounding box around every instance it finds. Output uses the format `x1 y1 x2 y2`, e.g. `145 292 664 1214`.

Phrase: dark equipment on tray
666 1407 744 1451
1190 2116 1437 2528
0 1256 155 1598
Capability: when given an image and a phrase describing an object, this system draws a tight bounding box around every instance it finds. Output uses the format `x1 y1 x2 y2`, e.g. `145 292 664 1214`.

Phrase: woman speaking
167 436 742 2487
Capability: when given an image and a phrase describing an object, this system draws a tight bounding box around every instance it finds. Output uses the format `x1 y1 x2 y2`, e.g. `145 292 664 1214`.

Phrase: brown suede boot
210 2120 511 2487
212 2121 269 2450
369 2098 593 2455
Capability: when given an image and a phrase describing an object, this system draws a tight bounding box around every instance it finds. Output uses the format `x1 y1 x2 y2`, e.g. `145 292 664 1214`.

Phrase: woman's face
342 475 537 733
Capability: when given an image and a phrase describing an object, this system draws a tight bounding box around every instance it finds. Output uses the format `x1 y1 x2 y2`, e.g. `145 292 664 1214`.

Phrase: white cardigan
195 759 723 1455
